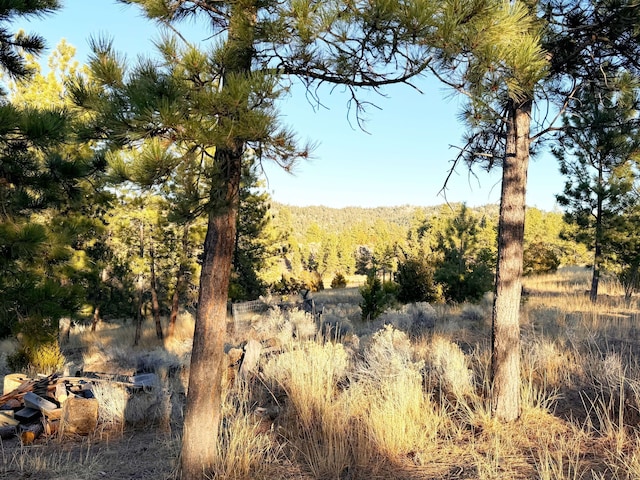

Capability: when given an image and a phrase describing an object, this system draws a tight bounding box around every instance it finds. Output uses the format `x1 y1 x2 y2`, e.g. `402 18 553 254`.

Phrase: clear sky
19 0 565 211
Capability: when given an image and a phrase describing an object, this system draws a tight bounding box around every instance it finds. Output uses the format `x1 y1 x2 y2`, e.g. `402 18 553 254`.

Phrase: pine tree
433 204 495 303
0 1 59 83
0 8 107 364
73 1 434 476
428 0 640 421
428 0 548 420
554 73 640 302
231 157 281 301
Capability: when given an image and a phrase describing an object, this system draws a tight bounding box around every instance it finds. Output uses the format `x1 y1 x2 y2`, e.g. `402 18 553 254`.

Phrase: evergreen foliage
523 241 561 276
553 72 640 300
0 21 107 365
606 205 640 298
359 273 395 321
330 272 347 289
0 0 59 85
232 159 281 301
432 205 495 303
395 256 439 304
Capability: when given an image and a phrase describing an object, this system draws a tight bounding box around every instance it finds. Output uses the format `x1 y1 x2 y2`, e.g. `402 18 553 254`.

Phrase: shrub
7 348 29 372
359 274 395 321
330 272 347 289
272 271 324 295
7 341 65 374
523 241 561 276
300 270 324 291
434 249 494 303
426 335 474 400
395 257 439 304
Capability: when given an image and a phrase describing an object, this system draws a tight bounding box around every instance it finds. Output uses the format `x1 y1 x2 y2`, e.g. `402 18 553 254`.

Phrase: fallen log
19 421 44 445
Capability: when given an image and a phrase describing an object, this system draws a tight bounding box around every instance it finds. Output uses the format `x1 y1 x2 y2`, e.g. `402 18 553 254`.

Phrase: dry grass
6 267 640 478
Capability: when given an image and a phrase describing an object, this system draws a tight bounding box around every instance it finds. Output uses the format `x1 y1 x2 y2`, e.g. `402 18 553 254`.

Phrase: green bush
7 348 29 372
272 270 324 295
395 257 439 304
523 241 561 276
7 342 65 375
359 273 396 321
433 246 494 303
330 272 347 289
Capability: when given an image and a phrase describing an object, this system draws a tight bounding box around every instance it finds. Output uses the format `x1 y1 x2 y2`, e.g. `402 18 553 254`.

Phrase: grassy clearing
4 268 640 478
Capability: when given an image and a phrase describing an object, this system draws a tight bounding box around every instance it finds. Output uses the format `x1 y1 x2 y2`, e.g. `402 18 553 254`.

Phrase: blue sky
19 0 564 211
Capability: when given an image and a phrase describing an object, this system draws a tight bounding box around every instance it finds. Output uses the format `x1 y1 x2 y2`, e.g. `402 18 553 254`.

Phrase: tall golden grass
6 267 640 478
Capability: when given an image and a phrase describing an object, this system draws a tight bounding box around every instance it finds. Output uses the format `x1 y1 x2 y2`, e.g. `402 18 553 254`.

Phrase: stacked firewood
0 373 98 443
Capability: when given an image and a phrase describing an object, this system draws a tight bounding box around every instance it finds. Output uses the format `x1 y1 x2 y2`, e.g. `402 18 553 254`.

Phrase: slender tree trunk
90 305 101 332
150 241 164 340
167 271 183 340
590 237 602 302
134 221 146 346
90 267 108 332
590 165 604 303
167 223 191 340
491 99 531 422
134 277 144 347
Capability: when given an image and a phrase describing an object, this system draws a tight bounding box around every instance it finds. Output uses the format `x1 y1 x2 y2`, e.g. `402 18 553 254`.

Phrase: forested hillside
266 201 588 291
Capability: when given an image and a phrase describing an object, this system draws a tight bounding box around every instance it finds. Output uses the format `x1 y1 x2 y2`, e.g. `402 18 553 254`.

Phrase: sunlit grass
6 267 640 478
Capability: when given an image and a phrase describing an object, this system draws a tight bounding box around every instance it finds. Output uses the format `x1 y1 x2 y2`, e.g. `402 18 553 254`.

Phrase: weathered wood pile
0 372 156 444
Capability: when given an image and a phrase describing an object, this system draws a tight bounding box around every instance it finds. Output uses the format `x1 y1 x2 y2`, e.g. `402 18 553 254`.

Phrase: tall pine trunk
491 99 531 422
133 276 144 347
90 305 100 332
180 4 254 476
180 149 242 478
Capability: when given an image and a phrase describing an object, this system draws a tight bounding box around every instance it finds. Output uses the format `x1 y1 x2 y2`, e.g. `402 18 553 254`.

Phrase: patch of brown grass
7 267 640 479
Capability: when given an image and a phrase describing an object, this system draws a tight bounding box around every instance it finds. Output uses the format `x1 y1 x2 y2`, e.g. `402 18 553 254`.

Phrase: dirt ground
0 428 180 480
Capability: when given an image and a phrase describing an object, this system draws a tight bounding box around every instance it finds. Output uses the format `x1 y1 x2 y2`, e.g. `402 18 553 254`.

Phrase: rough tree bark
590 163 604 303
490 98 531 422
180 3 254 476
180 149 242 478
